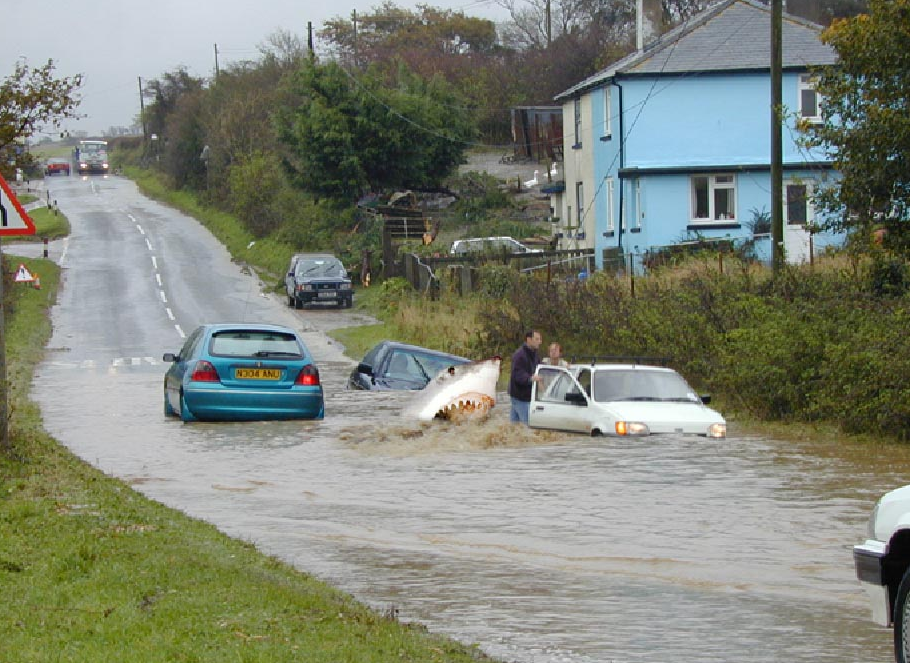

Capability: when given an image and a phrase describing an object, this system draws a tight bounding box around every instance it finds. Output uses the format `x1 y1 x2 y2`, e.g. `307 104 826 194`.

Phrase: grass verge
0 257 495 662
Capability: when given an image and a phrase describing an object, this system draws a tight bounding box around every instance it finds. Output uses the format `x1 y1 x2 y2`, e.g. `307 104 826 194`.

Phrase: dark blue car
163 323 324 422
347 340 471 390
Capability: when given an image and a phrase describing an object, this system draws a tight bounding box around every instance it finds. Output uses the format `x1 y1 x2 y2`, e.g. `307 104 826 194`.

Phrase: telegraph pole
214 43 220 79
770 0 784 272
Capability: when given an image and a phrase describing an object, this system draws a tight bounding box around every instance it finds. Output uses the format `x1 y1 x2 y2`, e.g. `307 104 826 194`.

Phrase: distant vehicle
529 361 726 437
854 484 910 662
450 236 542 255
285 253 353 309
44 157 70 176
73 139 109 175
348 340 472 391
162 323 324 422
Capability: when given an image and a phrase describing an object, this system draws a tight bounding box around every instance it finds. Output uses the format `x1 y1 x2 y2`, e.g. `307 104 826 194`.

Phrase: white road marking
145 238 153 251
175 324 185 338
137 225 146 235
166 308 175 321
151 256 157 270
155 273 162 287
159 290 167 303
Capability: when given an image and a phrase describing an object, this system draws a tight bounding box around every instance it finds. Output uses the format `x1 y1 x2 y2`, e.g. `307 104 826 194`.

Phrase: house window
635 180 642 228
605 177 614 231
785 181 814 227
691 174 736 222
576 182 584 226
799 75 821 123
574 98 582 147
603 88 612 139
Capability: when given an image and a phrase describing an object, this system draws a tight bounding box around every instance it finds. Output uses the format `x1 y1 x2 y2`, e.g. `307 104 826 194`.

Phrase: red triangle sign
0 173 37 236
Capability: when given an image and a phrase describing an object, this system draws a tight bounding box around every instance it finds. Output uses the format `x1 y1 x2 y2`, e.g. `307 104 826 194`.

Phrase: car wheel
164 390 176 417
179 391 197 422
287 294 294 307
895 566 910 663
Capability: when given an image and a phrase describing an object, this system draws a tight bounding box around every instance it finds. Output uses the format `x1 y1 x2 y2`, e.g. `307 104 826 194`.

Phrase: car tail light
190 360 220 382
295 365 320 386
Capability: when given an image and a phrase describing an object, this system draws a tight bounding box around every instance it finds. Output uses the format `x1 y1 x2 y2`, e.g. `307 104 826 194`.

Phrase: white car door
529 366 592 433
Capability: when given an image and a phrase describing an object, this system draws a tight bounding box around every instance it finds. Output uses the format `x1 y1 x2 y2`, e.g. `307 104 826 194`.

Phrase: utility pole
214 43 220 79
307 22 314 59
0 241 7 452
352 10 358 66
770 0 784 273
138 76 147 142
545 0 551 46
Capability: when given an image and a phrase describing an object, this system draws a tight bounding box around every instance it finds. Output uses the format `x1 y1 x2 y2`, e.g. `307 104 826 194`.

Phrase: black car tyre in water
179 392 197 423
894 566 910 663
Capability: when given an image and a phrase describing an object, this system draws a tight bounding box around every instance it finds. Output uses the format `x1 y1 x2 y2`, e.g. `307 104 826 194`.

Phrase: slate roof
555 0 838 101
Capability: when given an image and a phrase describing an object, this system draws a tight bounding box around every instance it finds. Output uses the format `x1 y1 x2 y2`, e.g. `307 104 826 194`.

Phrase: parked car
529 362 726 437
450 236 541 255
854 484 910 662
44 157 70 176
285 253 352 309
348 340 472 391
163 323 323 422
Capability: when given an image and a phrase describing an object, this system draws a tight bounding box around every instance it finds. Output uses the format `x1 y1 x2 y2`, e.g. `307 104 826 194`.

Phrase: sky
3 0 511 138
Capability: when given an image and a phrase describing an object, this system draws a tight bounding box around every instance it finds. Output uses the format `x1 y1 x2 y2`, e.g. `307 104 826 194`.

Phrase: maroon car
44 157 70 176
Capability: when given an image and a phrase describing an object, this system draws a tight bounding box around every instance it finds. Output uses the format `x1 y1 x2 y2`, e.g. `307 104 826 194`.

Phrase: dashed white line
159 290 168 304
175 324 185 338
155 273 162 287
166 308 175 321
151 256 158 270
145 238 153 251
137 225 146 235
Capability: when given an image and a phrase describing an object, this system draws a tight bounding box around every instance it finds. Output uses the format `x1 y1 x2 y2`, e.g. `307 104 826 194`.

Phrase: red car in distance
44 157 71 176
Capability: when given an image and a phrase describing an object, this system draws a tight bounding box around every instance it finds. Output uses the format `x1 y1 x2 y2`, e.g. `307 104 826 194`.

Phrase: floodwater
24 174 906 662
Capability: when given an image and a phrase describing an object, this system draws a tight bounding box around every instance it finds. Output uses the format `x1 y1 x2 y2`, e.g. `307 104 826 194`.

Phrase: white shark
403 357 501 421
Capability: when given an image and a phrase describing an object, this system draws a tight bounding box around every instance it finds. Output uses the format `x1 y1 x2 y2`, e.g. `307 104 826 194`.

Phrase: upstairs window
602 88 612 139
799 75 822 124
574 98 582 147
691 174 736 222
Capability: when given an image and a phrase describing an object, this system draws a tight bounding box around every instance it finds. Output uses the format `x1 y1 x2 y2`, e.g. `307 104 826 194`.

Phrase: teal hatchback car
163 323 324 422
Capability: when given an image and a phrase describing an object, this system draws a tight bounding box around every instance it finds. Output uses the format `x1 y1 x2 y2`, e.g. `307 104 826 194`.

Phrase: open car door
529 366 592 433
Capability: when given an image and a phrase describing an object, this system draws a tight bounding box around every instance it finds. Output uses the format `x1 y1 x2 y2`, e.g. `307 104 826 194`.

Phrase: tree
0 59 82 177
803 0 910 254
275 60 475 201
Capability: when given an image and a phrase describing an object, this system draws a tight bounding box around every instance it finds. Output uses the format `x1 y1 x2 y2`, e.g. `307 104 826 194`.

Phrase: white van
449 236 541 255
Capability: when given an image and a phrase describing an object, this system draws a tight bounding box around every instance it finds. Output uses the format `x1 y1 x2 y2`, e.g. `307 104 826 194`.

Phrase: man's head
525 330 542 350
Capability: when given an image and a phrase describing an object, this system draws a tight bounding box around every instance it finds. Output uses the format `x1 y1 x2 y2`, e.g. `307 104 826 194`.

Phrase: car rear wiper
252 351 299 357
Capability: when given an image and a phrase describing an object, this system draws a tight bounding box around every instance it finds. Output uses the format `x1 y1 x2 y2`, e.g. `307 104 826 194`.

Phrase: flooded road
22 174 905 662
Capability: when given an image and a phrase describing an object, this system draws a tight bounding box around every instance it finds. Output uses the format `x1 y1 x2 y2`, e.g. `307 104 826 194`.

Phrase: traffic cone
33 273 41 290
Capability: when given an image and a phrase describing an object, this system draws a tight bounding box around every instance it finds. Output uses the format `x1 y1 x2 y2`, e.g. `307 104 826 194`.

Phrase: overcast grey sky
4 0 510 137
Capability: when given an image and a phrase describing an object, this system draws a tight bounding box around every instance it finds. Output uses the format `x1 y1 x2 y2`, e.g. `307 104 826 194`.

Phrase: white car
450 236 541 255
529 362 726 437
854 484 910 662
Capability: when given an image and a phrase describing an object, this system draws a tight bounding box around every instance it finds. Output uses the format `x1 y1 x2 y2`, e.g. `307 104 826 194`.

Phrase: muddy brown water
23 174 906 662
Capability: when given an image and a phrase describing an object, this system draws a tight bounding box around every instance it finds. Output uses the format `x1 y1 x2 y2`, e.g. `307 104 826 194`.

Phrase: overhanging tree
275 60 475 202
803 0 910 254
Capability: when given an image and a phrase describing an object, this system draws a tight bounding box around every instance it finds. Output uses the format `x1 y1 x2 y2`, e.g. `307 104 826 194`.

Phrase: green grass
0 257 497 662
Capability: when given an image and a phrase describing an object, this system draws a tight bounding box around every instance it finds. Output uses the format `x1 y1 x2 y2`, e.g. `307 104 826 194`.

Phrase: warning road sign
0 172 36 236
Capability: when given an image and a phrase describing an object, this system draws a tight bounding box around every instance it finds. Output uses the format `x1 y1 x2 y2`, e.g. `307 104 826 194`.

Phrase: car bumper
183 385 324 421
296 290 350 304
854 540 891 626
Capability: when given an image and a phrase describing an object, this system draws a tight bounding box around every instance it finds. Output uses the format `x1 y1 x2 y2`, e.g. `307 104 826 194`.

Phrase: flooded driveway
26 174 902 662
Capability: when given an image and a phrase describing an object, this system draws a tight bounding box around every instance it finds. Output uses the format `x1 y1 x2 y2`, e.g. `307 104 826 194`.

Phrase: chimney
636 0 663 51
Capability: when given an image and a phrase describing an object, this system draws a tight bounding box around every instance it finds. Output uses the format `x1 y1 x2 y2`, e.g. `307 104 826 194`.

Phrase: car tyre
287 294 294 307
179 391 197 422
294 297 302 310
895 566 910 663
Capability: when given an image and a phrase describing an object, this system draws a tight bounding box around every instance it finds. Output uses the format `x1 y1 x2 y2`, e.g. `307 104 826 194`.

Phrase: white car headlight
615 421 649 436
707 423 726 438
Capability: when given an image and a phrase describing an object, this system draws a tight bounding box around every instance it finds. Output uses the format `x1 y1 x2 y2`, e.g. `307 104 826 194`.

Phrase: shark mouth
403 357 501 422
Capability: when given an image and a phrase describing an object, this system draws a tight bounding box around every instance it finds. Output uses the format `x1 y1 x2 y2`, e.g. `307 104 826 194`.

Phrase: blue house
551 0 841 270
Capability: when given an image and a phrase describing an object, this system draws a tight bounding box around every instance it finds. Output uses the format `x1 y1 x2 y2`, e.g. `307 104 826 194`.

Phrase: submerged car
285 253 353 309
348 340 472 391
44 157 70 176
529 362 726 437
854 484 910 662
163 323 324 422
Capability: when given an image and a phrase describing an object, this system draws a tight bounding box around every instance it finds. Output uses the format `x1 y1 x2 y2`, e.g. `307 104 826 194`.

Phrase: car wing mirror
565 391 587 406
163 352 178 362
700 394 711 404
358 362 374 377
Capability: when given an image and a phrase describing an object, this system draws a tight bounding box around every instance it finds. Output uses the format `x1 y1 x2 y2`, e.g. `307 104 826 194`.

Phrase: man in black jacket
508 330 543 424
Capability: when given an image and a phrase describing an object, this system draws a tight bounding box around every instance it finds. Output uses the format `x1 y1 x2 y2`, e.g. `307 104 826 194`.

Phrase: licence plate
318 291 336 298
234 368 281 380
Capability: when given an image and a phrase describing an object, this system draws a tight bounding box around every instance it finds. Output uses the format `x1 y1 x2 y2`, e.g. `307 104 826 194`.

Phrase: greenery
0 256 497 663
804 0 910 255
1 60 82 179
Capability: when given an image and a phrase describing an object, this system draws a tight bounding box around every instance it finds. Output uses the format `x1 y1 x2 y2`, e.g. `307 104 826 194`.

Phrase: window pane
786 185 807 225
714 187 734 219
693 177 708 218
801 89 818 117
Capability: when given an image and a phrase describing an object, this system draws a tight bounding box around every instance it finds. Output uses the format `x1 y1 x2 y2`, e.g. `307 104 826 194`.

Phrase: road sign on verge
0 172 37 236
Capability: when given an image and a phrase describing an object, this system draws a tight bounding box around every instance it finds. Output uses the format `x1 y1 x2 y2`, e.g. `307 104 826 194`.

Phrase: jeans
509 397 530 424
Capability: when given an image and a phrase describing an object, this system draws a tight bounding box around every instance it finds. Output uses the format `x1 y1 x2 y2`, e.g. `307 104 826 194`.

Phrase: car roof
200 323 300 335
564 363 676 373
47 157 69 162
374 340 470 362
292 253 339 260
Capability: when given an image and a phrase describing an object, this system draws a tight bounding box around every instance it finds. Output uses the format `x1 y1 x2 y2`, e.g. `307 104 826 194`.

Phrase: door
529 366 592 433
783 181 814 264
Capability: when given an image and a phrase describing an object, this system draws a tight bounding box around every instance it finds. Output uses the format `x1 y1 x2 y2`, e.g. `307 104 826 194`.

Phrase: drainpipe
613 79 625 251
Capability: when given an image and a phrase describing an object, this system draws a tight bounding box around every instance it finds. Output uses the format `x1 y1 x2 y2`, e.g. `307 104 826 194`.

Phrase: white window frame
691 174 737 222
605 177 614 231
603 87 612 139
634 180 642 228
799 74 822 124
575 181 584 227
784 179 815 227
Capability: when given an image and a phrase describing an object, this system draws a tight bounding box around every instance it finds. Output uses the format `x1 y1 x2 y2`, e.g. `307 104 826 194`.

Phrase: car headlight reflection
615 421 649 436
707 423 727 438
